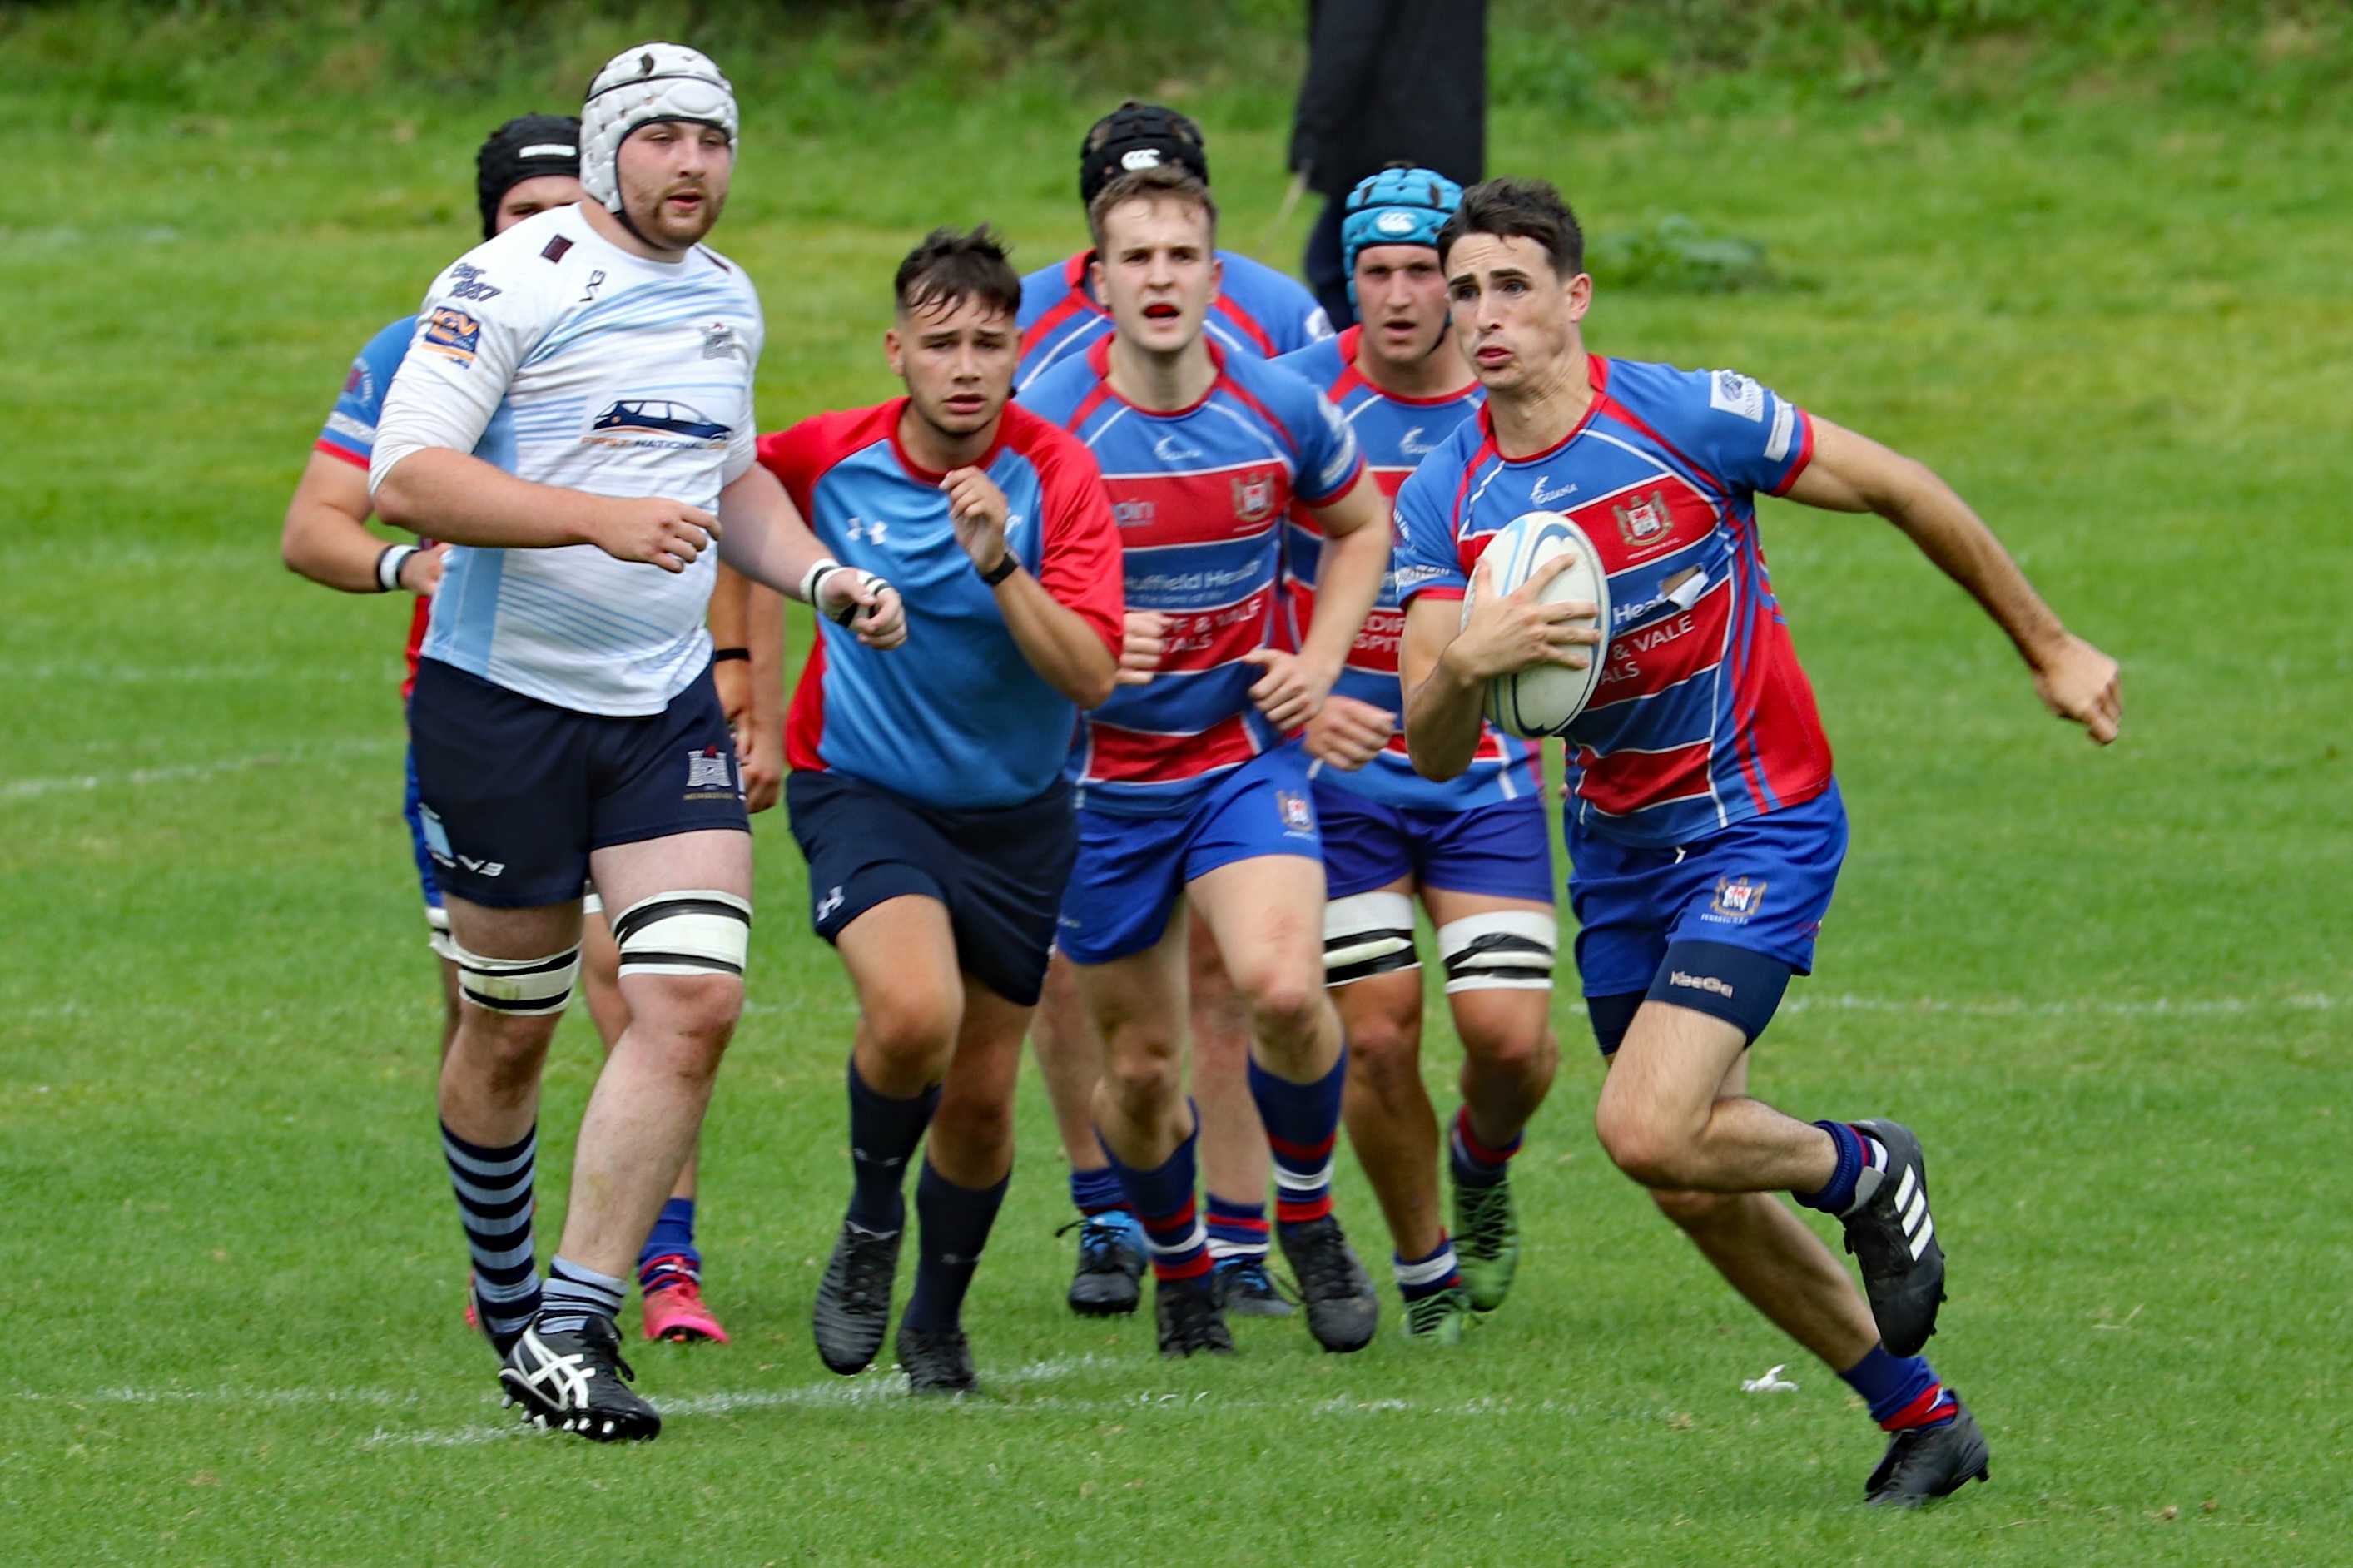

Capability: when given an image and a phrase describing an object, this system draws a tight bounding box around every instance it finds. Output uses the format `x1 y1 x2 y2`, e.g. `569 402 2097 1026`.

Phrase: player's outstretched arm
943 466 1119 710
280 452 444 596
1785 418 2121 744
714 461 906 649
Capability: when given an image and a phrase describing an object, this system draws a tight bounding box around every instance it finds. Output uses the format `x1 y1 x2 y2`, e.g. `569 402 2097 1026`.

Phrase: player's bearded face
889 295 1016 439
1447 233 1586 394
1353 243 1452 370
1095 198 1219 356
616 122 732 248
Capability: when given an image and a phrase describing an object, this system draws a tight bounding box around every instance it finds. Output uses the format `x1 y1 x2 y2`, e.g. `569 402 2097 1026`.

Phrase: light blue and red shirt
1022 338 1364 816
1015 248 1332 395
1394 355 1833 849
760 400 1125 811
315 315 434 700
1274 328 1538 811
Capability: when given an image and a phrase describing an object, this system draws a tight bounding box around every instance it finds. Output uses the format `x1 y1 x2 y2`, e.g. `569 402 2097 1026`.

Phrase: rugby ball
1457 510 1611 737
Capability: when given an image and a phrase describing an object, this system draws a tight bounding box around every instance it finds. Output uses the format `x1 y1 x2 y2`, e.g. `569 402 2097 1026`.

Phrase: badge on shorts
685 746 735 796
1710 876 1768 921
1277 790 1314 833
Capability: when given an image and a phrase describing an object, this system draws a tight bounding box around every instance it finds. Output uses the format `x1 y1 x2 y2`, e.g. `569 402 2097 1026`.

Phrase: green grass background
2 2 2348 1563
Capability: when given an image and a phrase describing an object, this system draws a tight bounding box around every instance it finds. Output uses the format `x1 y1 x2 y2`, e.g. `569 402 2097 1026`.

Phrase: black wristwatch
976 553 1018 587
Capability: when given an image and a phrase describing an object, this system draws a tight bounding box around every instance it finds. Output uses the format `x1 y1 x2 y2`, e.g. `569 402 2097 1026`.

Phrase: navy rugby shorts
406 657 748 910
786 768 1076 1008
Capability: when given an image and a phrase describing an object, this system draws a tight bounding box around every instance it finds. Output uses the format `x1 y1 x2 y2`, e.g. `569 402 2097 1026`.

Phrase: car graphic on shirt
588 399 731 446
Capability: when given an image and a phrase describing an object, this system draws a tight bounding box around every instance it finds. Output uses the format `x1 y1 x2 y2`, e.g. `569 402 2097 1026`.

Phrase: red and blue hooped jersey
1274 329 1537 811
759 400 1124 811
315 315 434 700
1393 355 1834 848
1021 338 1364 816
1015 248 1332 396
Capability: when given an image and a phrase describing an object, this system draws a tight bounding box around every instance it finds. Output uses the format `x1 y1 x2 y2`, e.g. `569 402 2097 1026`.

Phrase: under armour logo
817 885 845 921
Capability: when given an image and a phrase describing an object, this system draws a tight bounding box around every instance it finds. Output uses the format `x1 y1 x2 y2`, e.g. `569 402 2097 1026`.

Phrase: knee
456 1010 557 1088
1462 1024 1555 1087
1098 1030 1181 1115
1593 1097 1695 1190
1343 1009 1421 1086
630 976 743 1071
1233 963 1323 1050
932 1089 1015 1169
861 983 962 1069
1650 1186 1742 1231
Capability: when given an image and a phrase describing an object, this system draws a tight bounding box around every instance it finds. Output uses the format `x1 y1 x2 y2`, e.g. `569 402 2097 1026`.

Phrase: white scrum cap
581 42 737 210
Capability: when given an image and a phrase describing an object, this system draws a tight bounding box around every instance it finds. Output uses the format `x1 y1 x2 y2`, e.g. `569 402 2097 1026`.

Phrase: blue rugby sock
1069 1164 1128 1218
1249 1046 1347 1228
1394 1236 1462 1303
1205 1194 1269 1263
638 1197 700 1293
1841 1342 1958 1431
1795 1120 1887 1214
1101 1114 1210 1283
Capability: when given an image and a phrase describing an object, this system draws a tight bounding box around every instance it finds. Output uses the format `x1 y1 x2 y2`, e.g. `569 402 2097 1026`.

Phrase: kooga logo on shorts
1670 970 1734 999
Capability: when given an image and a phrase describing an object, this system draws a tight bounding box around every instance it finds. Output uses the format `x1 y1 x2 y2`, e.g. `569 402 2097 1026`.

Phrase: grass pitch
2 7 2349 1564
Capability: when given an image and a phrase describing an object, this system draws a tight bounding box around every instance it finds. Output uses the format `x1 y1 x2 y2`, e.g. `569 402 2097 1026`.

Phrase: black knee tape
1586 990 1646 1057
1644 940 1793 1045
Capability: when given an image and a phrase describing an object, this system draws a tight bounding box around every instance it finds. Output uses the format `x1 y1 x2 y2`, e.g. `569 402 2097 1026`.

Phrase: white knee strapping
451 940 583 1016
1323 891 1417 986
1435 911 1556 993
425 905 456 962
612 889 752 979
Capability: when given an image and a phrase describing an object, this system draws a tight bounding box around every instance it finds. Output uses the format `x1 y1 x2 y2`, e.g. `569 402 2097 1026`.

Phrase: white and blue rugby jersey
1273 327 1538 811
1021 337 1364 816
370 204 766 717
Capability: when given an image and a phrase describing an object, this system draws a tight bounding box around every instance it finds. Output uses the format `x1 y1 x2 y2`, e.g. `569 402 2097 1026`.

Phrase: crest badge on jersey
701 320 742 360
1613 489 1675 551
1709 876 1768 921
1232 472 1278 527
1276 790 1315 833
421 307 482 366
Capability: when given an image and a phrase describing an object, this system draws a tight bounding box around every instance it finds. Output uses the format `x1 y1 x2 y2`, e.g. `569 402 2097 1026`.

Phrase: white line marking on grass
1781 990 2340 1020
0 737 400 801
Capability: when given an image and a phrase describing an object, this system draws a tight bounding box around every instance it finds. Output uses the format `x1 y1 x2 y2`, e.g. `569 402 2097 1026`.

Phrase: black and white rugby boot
813 1218 902 1375
895 1322 979 1397
1060 1212 1146 1317
1154 1273 1235 1357
1864 1393 1991 1506
1839 1119 1947 1357
498 1314 659 1442
1275 1215 1379 1353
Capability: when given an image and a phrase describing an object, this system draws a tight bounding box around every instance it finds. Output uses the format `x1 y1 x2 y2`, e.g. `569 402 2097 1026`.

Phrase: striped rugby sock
1840 1342 1958 1430
537 1255 626 1337
1101 1117 1210 1283
1394 1236 1462 1303
441 1120 539 1343
1797 1120 1889 1214
1248 1046 1346 1227
1449 1106 1522 1188
1204 1194 1270 1263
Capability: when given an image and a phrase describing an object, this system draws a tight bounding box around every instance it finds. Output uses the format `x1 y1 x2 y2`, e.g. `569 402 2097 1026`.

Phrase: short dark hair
893 225 1021 320
1086 164 1219 253
1437 178 1585 280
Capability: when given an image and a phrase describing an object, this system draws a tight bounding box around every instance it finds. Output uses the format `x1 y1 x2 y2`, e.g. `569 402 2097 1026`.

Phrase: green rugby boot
1452 1169 1521 1312
1402 1285 1477 1346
